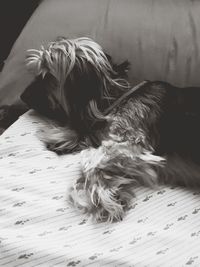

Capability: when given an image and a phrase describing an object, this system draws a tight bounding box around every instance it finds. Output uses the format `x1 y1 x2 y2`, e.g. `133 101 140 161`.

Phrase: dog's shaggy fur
20 37 200 221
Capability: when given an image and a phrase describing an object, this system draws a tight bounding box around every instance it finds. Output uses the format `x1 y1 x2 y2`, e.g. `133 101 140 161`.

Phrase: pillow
1 0 200 106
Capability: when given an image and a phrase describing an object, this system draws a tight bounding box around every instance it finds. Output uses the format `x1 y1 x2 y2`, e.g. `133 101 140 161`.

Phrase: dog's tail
158 154 200 188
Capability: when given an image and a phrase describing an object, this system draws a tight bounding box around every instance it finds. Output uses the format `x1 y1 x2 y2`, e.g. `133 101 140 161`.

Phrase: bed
1 1 200 266
1 110 200 266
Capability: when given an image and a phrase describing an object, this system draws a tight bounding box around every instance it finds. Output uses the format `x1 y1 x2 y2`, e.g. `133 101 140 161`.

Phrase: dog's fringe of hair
26 37 130 112
68 140 165 222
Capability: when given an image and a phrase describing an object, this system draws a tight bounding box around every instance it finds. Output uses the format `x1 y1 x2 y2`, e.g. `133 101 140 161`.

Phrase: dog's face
23 38 107 129
22 37 129 138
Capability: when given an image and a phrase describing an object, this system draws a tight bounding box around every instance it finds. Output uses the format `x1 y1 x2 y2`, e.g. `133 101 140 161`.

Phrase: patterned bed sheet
0 110 200 267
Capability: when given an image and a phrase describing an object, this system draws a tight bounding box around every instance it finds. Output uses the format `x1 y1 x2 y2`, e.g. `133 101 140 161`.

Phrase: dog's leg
39 125 88 154
68 140 164 222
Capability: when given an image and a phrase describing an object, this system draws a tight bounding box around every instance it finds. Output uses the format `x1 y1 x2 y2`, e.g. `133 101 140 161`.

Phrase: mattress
0 110 200 267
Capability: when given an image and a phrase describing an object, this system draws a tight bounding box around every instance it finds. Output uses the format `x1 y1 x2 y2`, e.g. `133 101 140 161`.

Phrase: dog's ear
20 74 67 124
20 75 50 116
112 60 130 79
69 179 125 222
105 53 130 79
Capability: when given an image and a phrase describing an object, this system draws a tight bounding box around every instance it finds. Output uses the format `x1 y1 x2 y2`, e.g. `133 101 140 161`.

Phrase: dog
2 36 200 222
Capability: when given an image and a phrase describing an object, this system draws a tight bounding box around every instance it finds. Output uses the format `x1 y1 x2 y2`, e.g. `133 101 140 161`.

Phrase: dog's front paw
45 140 88 155
46 141 70 155
39 125 85 154
68 175 132 222
68 146 136 222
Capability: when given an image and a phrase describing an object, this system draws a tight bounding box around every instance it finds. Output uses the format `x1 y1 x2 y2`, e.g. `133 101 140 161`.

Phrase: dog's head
22 37 130 134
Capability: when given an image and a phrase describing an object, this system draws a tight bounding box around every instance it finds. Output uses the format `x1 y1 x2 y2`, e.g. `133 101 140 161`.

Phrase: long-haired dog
20 37 200 222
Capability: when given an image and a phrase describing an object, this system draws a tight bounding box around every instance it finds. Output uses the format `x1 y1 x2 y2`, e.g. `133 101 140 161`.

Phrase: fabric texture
1 110 200 266
1 0 200 105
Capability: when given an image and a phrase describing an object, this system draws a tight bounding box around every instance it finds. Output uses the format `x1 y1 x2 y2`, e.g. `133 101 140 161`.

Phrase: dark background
0 0 41 71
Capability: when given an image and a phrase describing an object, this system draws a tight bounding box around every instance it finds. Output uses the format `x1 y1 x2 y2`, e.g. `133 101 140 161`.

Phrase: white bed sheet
0 110 200 267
